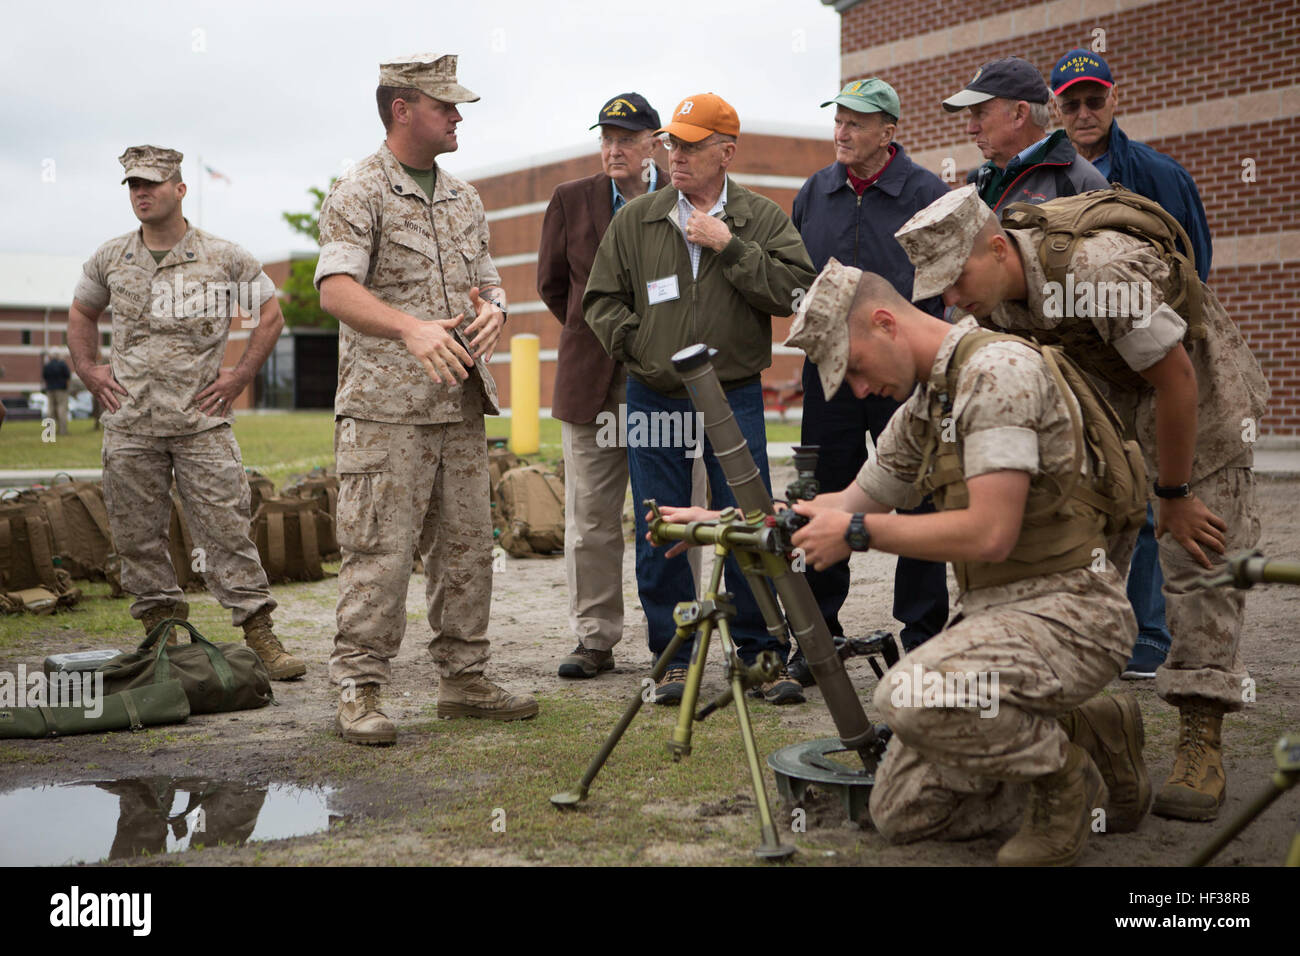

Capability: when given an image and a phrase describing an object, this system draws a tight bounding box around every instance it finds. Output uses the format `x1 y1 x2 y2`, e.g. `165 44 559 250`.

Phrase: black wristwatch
1153 481 1192 499
844 513 871 551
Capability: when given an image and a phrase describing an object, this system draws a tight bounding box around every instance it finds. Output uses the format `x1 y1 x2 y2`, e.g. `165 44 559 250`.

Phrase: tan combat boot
241 608 307 680
997 743 1107 867
140 601 190 646
1152 699 1226 821
336 684 397 746
437 673 538 721
1058 692 1152 832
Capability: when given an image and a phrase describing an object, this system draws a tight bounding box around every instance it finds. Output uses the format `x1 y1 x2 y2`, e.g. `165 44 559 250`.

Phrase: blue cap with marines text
1050 49 1114 95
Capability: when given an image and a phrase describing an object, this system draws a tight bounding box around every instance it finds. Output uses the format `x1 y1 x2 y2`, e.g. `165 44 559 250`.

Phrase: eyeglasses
1058 94 1110 115
599 133 651 149
662 136 724 155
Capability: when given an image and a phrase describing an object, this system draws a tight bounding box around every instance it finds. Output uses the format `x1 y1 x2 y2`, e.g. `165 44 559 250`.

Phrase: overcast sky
0 0 842 262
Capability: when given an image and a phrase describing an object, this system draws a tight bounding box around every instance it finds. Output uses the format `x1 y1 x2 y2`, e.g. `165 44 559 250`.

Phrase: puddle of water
0 778 342 866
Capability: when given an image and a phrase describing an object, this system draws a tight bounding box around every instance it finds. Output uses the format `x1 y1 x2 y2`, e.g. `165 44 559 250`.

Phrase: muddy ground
2 468 1298 867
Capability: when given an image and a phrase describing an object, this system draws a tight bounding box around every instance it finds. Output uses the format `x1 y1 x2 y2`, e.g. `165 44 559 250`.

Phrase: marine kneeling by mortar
657 261 1154 865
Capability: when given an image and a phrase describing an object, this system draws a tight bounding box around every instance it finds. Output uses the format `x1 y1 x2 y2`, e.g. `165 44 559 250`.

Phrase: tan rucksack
281 466 339 558
245 469 276 518
252 497 327 583
0 497 82 612
495 465 565 558
1002 185 1206 341
31 476 116 581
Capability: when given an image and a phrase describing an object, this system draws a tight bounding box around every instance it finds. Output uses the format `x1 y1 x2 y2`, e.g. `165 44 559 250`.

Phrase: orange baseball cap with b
656 93 740 142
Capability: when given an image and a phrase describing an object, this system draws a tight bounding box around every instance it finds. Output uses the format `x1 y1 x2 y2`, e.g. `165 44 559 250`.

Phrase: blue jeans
1126 504 1172 656
626 378 783 668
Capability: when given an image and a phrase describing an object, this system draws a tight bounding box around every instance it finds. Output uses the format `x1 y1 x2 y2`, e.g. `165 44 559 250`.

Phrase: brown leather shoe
1058 692 1151 832
437 674 538 721
558 644 615 679
140 601 189 646
242 609 307 681
1152 700 1227 821
997 744 1107 867
336 684 396 746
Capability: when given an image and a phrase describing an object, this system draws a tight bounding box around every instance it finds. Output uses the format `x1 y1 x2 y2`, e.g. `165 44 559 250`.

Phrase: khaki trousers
331 393 493 687
101 425 273 626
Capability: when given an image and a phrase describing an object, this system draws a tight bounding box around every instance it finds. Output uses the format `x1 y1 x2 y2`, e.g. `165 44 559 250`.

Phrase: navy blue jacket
793 142 949 318
1104 120 1212 281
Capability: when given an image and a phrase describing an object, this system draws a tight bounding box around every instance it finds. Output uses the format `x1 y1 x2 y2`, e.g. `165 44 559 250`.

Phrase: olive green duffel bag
0 678 190 738
98 619 273 714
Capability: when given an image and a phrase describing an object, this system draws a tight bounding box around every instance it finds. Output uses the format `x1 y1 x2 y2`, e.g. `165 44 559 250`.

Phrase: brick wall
836 0 1300 436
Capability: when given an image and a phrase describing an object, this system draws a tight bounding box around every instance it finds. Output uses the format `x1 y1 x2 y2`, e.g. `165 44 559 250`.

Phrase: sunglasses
1058 94 1111 114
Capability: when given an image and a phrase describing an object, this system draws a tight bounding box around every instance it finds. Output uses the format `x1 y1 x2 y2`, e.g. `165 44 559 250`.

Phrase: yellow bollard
509 333 540 455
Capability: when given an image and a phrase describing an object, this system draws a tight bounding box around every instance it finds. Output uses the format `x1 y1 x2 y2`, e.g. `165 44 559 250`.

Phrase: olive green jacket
582 177 815 396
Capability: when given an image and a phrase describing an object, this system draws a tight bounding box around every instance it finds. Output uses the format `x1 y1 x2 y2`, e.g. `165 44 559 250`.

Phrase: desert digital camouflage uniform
74 170 278 626
314 141 501 687
857 316 1138 842
983 228 1268 710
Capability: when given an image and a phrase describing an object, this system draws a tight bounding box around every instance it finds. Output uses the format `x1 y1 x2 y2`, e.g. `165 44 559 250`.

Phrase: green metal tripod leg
549 621 695 807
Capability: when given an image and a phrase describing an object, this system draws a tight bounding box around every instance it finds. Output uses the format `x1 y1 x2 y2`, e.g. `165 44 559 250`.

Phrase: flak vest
912 330 1148 592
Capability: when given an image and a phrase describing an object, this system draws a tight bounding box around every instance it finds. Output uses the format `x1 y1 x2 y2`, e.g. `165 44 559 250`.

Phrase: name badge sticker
647 275 680 305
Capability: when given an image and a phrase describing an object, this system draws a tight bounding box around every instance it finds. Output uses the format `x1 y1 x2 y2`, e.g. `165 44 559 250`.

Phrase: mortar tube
670 345 878 763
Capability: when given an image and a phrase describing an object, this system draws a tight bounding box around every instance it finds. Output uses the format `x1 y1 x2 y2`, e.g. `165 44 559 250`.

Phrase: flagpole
196 152 203 228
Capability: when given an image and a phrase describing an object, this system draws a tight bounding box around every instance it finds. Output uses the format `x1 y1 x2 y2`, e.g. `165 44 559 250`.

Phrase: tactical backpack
0 496 83 613
487 440 523 491
495 465 565 557
915 329 1148 591
1001 185 1206 388
281 466 339 559
245 469 276 518
252 496 327 583
30 476 116 581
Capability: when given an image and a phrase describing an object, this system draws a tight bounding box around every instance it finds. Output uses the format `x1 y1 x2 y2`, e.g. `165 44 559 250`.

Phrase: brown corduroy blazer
537 166 668 423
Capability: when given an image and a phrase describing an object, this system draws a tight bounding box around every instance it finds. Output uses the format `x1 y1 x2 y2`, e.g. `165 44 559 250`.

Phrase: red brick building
829 0 1300 437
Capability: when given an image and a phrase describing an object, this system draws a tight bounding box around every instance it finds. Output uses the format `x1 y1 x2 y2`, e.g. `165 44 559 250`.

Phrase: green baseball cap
820 78 901 119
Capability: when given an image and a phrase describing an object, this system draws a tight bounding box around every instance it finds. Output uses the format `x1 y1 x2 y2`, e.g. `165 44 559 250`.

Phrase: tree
280 184 335 329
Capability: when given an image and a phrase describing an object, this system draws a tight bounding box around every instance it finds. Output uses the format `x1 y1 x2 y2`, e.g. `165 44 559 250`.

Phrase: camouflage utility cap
894 184 992 301
379 53 479 104
784 258 862 400
119 145 183 184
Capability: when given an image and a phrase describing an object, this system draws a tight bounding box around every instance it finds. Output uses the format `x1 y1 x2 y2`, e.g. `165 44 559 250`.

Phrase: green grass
2 415 803 487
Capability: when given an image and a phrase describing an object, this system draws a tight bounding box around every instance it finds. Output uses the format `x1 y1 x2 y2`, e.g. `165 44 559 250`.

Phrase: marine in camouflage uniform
67 145 304 680
895 184 1270 823
314 54 537 745
781 260 1150 865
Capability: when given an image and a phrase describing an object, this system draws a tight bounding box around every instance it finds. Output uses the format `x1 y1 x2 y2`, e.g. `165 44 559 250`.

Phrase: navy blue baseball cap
1051 49 1114 95
942 56 1049 112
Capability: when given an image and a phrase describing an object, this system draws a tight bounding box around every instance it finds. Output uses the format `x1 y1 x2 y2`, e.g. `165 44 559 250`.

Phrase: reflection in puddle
0 778 342 866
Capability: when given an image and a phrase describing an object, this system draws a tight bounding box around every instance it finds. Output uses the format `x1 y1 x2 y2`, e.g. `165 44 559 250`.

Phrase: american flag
205 165 232 184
